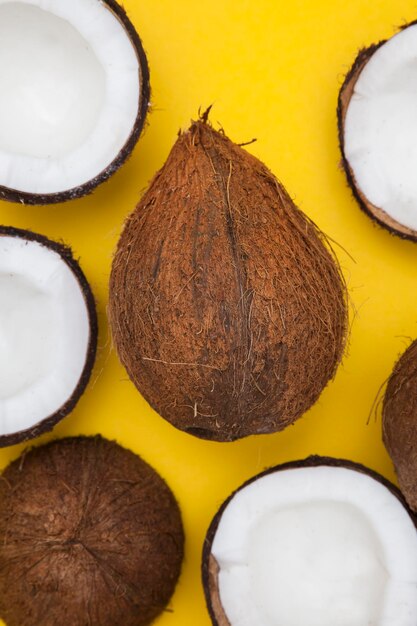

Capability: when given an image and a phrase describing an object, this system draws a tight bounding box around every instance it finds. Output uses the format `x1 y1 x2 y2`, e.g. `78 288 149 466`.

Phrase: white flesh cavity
0 236 90 435
211 465 417 626
344 24 417 231
0 0 140 194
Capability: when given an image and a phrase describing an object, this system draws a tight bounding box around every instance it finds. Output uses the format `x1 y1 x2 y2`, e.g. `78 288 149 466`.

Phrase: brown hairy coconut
383 339 417 512
0 436 184 626
109 115 347 442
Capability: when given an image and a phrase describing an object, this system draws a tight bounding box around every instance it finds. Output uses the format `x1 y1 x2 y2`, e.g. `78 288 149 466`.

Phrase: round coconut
0 0 150 204
0 436 184 626
338 23 417 241
202 457 417 626
383 339 417 512
109 117 348 442
0 226 97 447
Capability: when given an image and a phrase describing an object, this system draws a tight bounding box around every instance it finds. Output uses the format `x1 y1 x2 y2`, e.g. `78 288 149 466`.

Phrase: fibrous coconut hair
109 117 347 441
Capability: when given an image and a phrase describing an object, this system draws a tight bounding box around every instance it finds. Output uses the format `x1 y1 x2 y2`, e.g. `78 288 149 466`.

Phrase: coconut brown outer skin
338 33 417 242
109 121 347 442
383 339 417 512
0 436 184 626
202 456 417 626
0 226 98 447
0 0 150 205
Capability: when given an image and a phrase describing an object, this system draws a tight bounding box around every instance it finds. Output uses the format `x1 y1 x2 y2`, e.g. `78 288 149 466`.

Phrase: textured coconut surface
383 340 417 512
1 0 417 624
109 120 347 442
0 437 184 626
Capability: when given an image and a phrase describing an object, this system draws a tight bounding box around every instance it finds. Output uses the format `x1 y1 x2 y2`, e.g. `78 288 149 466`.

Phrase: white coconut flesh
343 24 417 232
210 465 417 626
0 235 91 435
0 0 141 195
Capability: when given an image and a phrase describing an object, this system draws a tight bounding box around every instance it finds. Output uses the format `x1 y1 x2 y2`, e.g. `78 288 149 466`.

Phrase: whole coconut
109 118 347 441
0 436 184 626
383 339 417 511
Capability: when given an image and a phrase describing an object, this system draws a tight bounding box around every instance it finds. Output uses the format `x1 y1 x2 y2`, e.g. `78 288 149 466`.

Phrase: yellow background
1 0 417 623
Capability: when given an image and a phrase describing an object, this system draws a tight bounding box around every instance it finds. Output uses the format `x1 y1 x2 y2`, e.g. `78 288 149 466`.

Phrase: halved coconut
0 0 149 204
203 457 417 626
383 339 417 512
339 23 417 240
0 226 97 445
0 436 184 626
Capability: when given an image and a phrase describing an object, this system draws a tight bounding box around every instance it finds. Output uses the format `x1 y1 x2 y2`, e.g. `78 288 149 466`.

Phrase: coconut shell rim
0 0 150 206
338 33 417 242
0 225 98 447
202 455 416 626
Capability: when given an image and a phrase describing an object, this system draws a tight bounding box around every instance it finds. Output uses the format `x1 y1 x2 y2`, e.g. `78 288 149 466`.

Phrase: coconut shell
0 226 98 447
0 0 150 205
0 436 184 626
338 31 417 241
202 456 416 626
109 119 347 442
383 339 417 511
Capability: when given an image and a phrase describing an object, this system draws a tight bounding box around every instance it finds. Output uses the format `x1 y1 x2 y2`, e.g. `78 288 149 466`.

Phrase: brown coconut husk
109 118 348 442
383 339 417 511
0 436 184 626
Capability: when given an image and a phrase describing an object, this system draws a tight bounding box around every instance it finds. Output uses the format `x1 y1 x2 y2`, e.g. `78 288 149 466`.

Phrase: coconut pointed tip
177 107 215 140
199 104 214 123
